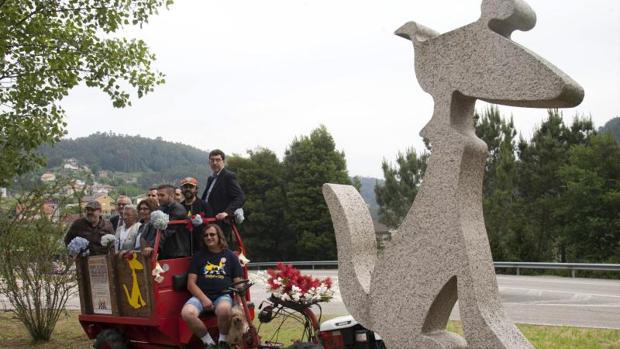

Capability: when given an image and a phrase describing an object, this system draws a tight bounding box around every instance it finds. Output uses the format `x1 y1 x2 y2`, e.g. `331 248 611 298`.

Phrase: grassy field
1 310 619 349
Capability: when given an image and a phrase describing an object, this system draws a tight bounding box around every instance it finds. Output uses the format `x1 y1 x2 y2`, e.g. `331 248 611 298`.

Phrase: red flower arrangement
264 263 334 304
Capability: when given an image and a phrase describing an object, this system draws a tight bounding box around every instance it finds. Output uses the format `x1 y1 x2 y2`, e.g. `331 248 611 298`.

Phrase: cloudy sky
62 0 620 178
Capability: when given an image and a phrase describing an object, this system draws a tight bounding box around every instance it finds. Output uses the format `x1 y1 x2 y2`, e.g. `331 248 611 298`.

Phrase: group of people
64 149 246 349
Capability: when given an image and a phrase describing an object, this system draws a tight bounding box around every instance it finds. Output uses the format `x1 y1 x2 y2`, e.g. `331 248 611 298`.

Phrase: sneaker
218 342 230 349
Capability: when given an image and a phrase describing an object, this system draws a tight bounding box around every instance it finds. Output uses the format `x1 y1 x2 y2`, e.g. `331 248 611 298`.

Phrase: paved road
248 270 620 329
4 271 618 329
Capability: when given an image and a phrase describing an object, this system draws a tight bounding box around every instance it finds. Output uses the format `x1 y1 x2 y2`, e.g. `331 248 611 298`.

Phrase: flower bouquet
263 263 334 309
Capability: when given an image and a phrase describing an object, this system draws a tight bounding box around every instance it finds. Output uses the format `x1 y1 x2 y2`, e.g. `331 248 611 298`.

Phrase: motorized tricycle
75 217 385 348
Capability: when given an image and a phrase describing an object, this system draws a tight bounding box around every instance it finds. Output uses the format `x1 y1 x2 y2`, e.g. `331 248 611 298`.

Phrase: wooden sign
114 252 154 317
75 257 92 314
88 254 118 315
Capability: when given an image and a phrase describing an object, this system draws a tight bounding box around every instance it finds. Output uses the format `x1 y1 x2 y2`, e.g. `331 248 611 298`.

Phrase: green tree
374 148 428 228
557 133 620 262
516 110 594 261
227 148 290 261
599 116 620 144
0 179 80 341
0 0 172 186
474 106 519 260
283 126 351 260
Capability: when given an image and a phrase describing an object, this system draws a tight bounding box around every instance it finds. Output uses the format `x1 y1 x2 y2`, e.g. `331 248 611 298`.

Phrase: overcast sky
62 0 620 178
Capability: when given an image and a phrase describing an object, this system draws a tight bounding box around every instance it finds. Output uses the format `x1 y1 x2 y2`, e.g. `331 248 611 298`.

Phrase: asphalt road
3 271 618 329
247 270 620 329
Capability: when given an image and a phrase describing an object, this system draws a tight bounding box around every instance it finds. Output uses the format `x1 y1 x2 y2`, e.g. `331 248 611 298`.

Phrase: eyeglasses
117 203 127 207
181 184 196 189
203 233 217 238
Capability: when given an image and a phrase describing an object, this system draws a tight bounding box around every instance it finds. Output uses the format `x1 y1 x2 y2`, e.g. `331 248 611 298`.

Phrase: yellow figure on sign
123 252 146 309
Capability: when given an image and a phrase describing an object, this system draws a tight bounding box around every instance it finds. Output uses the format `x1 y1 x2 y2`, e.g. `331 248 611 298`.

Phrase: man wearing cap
64 200 115 255
180 177 209 218
180 177 209 251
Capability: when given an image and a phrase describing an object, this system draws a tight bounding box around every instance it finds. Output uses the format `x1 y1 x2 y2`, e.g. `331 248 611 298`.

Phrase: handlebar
226 279 254 297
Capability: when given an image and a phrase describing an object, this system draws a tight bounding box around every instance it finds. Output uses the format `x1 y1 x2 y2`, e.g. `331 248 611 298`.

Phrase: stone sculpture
322 0 583 348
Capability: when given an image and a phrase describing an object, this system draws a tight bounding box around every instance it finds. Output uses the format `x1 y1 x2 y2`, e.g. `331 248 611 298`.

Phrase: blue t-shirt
188 249 242 299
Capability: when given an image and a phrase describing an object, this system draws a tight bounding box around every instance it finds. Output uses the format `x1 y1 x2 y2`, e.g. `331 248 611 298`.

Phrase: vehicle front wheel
94 328 129 349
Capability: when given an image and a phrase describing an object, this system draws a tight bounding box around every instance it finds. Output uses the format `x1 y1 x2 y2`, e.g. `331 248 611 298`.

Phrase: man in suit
200 149 245 223
110 195 131 231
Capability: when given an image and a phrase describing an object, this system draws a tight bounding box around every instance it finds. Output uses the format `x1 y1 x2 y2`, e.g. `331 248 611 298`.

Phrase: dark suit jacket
159 202 190 259
110 214 121 231
200 168 245 217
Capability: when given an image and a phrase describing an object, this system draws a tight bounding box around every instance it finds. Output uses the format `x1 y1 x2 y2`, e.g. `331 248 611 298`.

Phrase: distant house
81 193 113 215
14 199 60 221
92 183 113 195
63 158 80 171
71 179 86 191
40 172 56 182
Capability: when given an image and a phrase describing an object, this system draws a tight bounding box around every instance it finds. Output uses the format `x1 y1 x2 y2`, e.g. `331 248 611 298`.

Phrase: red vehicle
77 218 256 349
76 217 385 349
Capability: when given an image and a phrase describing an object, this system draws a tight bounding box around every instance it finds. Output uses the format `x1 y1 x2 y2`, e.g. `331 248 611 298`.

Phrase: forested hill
599 116 620 143
40 132 211 173
38 133 382 211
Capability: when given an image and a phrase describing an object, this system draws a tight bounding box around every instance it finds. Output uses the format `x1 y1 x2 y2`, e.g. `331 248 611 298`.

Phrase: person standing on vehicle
200 149 245 238
147 187 159 204
110 195 131 231
174 187 183 203
181 224 243 349
114 205 141 252
157 184 190 259
180 177 209 252
135 198 159 256
64 200 114 255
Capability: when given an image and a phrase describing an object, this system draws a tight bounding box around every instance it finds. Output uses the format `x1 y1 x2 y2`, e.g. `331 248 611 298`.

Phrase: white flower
101 234 116 247
151 210 169 230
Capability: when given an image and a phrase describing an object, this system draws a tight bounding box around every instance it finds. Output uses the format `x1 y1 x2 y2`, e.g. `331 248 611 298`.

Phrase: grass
1 310 619 349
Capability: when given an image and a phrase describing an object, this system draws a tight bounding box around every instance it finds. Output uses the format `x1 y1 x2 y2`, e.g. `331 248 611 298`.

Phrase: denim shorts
185 294 233 313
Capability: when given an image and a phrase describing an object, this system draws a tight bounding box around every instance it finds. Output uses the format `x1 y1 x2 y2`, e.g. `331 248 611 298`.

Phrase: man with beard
147 187 159 205
64 200 114 255
180 177 209 251
157 184 190 258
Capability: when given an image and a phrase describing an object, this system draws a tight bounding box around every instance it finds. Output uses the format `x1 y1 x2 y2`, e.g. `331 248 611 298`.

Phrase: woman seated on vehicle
181 224 242 349
135 198 159 256
115 205 141 252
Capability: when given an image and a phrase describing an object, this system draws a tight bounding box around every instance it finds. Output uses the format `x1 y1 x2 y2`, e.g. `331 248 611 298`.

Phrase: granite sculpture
322 0 584 348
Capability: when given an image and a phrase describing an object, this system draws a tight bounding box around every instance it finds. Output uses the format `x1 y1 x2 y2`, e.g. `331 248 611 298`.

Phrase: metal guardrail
247 261 620 277
493 262 620 278
248 260 338 270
